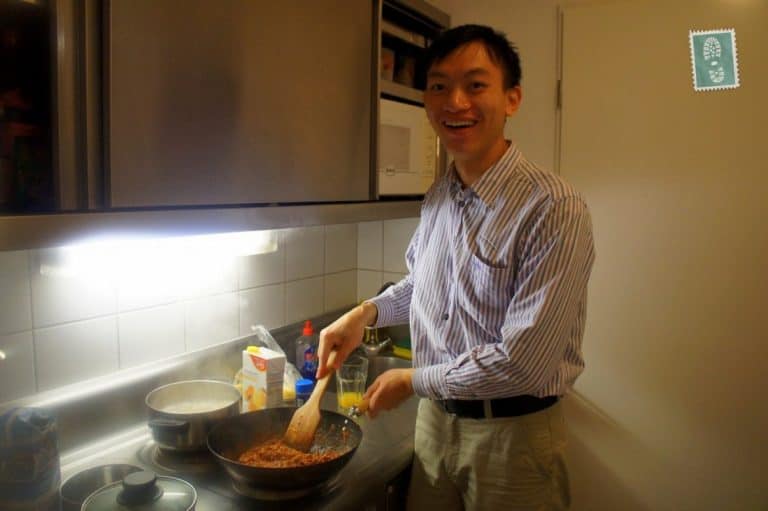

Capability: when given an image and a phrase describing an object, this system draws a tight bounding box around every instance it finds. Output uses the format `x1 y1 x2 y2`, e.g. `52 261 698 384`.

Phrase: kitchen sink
366 356 412 386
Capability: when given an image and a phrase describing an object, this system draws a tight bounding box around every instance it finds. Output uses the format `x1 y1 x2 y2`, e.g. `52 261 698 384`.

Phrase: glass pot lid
82 470 196 511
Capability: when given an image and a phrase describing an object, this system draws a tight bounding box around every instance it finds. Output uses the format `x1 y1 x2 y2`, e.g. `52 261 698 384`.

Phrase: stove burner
136 441 217 475
231 474 342 501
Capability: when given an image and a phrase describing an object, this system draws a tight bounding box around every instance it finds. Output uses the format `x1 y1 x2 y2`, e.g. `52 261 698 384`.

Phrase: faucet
361 282 396 356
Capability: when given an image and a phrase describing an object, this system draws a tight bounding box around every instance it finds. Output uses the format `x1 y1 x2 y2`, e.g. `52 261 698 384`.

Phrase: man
317 24 594 510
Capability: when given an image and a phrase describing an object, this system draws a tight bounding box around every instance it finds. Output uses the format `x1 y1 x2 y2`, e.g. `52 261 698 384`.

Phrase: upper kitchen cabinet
106 0 373 208
379 0 448 105
376 0 449 197
0 1 53 213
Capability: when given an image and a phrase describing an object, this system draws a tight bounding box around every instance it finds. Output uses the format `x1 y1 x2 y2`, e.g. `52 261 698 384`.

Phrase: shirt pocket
461 254 514 324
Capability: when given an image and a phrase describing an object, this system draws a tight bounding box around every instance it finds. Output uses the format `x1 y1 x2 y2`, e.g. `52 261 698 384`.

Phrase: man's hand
316 302 378 379
363 368 415 418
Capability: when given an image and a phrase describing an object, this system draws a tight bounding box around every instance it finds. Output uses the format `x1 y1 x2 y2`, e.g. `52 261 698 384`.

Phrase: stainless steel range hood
0 200 421 251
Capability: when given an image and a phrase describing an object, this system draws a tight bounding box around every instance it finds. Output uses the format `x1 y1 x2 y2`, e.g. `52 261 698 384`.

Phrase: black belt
434 395 558 419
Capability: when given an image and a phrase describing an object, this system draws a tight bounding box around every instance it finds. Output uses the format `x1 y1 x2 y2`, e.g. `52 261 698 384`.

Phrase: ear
505 86 522 116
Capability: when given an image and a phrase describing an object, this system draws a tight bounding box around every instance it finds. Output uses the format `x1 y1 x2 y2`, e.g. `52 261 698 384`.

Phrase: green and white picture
689 29 740 91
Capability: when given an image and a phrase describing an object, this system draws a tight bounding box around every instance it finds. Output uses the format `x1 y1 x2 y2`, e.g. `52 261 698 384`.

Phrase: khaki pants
406 398 570 511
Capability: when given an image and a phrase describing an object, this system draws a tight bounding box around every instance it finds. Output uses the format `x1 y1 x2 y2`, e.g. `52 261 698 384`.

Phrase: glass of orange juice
336 354 368 412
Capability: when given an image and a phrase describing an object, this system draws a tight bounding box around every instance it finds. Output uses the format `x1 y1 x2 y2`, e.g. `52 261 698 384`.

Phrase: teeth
444 120 475 128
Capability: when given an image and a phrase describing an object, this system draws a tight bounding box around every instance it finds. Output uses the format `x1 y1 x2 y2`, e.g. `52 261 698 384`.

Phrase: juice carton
242 346 285 412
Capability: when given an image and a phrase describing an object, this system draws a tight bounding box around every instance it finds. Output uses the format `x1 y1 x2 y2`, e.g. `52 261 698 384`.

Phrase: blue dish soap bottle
295 320 319 381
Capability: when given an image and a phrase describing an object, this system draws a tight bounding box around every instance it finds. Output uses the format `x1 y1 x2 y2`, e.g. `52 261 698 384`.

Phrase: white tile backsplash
357 221 383 271
285 226 325 280
30 249 118 328
34 317 119 391
285 277 324 325
357 270 383 302
382 218 419 273
177 258 238 299
239 284 285 333
118 303 185 368
238 231 285 288
184 293 239 351
1 217 419 403
324 224 357 274
382 272 407 286
324 271 357 312
0 331 36 402
117 269 183 312
0 251 32 335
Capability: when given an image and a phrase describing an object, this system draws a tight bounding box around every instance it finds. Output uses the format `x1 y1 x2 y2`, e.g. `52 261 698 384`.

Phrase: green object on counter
394 337 411 350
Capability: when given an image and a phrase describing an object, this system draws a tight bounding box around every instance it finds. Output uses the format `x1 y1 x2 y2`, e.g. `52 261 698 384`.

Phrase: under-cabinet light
41 230 277 279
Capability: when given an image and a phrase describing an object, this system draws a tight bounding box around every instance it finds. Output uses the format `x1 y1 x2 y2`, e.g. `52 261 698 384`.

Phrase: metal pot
81 471 196 511
207 407 362 492
61 464 142 511
146 379 240 452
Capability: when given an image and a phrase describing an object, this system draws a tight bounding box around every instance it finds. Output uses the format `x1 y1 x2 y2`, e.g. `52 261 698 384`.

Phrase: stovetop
59 390 418 511
60 426 348 511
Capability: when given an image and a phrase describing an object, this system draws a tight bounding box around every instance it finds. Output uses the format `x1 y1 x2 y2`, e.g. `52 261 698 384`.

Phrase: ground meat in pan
238 438 341 468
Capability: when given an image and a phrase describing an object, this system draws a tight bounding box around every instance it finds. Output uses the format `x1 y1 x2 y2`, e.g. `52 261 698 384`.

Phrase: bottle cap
295 378 314 394
302 320 314 336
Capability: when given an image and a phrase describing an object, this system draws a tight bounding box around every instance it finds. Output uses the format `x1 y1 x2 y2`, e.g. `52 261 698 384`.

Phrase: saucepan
146 379 241 451
207 407 362 491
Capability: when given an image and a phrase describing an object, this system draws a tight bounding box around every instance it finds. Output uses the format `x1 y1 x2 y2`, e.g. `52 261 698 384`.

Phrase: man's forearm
359 301 378 326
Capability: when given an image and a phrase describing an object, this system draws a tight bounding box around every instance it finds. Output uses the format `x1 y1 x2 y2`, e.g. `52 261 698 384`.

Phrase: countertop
60 392 418 511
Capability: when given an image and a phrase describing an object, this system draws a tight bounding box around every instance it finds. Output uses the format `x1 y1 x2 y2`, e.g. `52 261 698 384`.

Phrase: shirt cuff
366 296 395 328
412 364 448 400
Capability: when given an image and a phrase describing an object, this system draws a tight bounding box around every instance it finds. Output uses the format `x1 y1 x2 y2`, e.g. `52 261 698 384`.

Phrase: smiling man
317 25 595 510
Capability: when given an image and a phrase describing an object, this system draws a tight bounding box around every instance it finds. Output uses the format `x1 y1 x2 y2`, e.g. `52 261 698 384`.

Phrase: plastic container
0 407 61 511
295 320 319 381
295 378 315 407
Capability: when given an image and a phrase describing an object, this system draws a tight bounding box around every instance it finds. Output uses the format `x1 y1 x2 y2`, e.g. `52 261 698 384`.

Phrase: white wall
0 219 417 404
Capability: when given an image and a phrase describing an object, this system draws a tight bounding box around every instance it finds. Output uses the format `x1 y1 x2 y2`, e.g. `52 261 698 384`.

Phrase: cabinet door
106 0 372 208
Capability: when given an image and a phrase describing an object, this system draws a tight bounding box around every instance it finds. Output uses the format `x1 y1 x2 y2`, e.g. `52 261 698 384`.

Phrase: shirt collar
448 142 522 209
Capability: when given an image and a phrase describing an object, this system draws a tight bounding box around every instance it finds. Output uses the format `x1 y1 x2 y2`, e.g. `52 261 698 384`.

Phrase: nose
444 87 470 112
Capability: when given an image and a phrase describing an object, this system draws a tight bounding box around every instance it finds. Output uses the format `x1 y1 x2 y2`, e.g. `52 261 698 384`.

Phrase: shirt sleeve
366 221 421 327
411 195 595 399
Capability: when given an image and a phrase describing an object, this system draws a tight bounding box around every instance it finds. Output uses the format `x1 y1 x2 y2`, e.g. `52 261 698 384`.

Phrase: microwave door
378 99 436 196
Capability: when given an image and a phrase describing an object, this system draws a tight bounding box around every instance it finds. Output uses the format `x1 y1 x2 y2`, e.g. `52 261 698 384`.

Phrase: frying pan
207 407 362 491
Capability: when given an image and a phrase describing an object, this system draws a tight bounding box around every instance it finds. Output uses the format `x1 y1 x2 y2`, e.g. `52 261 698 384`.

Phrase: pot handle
148 418 190 434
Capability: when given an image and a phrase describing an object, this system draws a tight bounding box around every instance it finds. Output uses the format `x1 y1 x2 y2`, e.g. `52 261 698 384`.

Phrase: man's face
424 42 521 171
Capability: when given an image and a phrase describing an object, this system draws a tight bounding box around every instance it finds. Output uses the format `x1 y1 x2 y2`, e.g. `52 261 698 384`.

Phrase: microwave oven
378 98 441 196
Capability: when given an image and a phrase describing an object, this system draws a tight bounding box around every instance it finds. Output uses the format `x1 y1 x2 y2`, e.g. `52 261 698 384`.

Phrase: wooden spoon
283 350 338 452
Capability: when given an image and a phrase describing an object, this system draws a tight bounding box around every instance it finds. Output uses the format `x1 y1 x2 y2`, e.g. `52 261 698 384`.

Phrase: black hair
422 24 522 89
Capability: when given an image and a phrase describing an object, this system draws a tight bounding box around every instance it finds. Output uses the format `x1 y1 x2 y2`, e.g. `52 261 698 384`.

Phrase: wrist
359 301 378 327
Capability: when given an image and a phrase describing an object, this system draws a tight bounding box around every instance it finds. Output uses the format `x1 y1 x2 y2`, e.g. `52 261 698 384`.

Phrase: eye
427 82 445 92
470 81 488 91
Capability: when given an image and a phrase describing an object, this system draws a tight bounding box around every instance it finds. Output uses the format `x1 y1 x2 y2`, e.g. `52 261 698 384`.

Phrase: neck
454 139 510 187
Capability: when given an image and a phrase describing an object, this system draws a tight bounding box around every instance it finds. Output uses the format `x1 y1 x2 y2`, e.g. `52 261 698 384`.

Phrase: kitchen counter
61 392 418 511
52 323 417 510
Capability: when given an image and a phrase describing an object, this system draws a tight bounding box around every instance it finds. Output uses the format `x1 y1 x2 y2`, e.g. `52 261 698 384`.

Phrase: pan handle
148 418 190 434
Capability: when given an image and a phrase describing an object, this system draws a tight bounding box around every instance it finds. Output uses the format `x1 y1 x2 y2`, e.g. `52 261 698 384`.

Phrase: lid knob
118 471 163 505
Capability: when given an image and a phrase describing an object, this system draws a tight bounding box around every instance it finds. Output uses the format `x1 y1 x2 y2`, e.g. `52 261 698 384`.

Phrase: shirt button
442 313 449 321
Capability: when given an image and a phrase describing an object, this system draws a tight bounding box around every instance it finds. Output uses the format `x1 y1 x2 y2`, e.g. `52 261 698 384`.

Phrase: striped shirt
369 142 595 400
